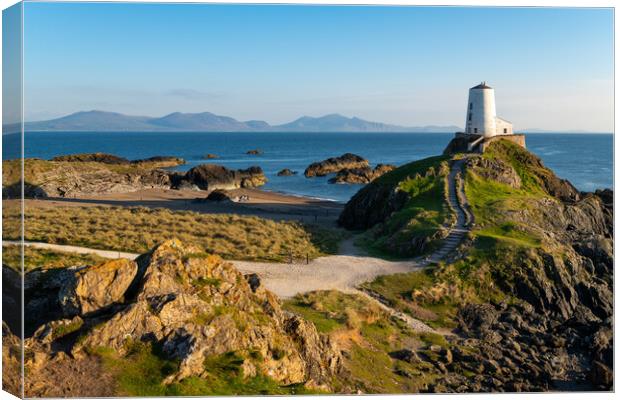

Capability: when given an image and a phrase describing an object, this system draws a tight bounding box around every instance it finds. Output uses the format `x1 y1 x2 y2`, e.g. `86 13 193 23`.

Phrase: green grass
3 205 343 263
359 155 453 258
91 342 320 396
361 270 458 329
284 290 439 393
2 245 106 272
51 318 84 340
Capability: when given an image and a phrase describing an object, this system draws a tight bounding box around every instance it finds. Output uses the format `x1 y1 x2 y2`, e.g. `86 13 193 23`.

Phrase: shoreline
7 187 345 225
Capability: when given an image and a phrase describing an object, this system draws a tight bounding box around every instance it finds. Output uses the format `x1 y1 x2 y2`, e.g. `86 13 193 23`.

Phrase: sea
2 131 613 203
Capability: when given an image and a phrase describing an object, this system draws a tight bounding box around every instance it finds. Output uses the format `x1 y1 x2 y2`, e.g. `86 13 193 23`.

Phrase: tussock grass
3 205 342 262
2 245 106 272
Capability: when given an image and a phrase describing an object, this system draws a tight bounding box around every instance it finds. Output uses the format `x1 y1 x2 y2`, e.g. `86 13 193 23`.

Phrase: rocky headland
2 156 176 198
343 140 613 391
2 153 266 198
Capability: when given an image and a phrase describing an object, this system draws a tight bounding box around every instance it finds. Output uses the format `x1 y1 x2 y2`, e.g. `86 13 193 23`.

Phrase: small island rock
246 149 263 155
304 153 368 177
277 168 298 176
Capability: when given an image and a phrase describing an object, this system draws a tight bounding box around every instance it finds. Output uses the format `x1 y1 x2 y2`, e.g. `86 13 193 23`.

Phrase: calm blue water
2 131 613 202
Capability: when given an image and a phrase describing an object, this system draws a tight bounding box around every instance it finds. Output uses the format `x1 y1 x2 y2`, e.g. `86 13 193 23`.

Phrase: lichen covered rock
51 239 343 388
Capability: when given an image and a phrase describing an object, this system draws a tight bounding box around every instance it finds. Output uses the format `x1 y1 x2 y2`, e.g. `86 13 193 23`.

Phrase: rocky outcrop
338 161 445 230
465 157 521 188
304 153 368 177
51 153 185 168
174 164 266 191
20 240 341 395
246 149 263 155
277 168 298 176
3 156 177 198
52 153 131 164
203 153 219 159
58 259 138 316
328 164 396 184
51 168 172 198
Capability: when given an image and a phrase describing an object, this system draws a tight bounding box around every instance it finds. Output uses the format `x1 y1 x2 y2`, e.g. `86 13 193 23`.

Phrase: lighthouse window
474 128 478 133
469 103 472 110
504 128 507 133
468 113 472 121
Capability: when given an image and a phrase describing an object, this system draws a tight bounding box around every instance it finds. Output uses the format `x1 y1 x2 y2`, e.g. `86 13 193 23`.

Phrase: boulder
179 164 266 191
203 154 219 159
246 149 263 155
58 258 138 316
304 153 368 177
205 189 233 202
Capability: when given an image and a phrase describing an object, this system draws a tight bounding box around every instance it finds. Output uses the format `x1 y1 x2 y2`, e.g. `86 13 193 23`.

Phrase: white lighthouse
446 82 524 154
465 82 513 137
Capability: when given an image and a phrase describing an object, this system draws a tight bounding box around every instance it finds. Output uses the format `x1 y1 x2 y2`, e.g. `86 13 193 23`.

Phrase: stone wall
479 134 526 152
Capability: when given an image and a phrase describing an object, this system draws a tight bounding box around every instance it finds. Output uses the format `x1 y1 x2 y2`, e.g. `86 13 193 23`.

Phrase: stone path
426 157 474 264
5 158 475 333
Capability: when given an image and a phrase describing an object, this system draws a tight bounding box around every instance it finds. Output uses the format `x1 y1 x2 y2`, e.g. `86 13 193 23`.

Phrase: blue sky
17 2 614 131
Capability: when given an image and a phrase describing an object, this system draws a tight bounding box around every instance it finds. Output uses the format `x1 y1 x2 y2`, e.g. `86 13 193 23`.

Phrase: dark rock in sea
277 168 297 176
246 149 263 155
328 164 396 184
304 153 368 177
177 164 266 191
132 156 185 166
203 153 219 159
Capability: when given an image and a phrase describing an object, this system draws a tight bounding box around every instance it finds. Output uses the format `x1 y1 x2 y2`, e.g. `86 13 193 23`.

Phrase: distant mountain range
3 110 461 133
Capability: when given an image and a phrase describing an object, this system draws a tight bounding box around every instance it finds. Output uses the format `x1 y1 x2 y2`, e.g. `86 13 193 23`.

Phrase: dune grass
2 245 106 272
2 205 342 262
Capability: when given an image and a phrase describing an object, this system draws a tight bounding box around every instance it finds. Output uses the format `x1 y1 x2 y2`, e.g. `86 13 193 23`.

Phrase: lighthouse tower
464 82 513 138
465 82 497 137
446 82 524 154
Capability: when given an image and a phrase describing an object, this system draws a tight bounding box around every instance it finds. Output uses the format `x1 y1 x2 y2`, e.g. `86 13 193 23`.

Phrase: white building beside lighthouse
446 82 525 154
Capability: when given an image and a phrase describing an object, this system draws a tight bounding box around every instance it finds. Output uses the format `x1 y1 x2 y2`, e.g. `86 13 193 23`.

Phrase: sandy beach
12 187 344 225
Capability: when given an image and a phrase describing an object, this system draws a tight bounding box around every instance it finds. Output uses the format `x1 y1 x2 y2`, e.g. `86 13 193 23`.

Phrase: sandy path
4 239 421 298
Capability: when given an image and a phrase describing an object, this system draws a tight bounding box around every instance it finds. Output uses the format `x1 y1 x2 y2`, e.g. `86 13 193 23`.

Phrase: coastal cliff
351 140 613 391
